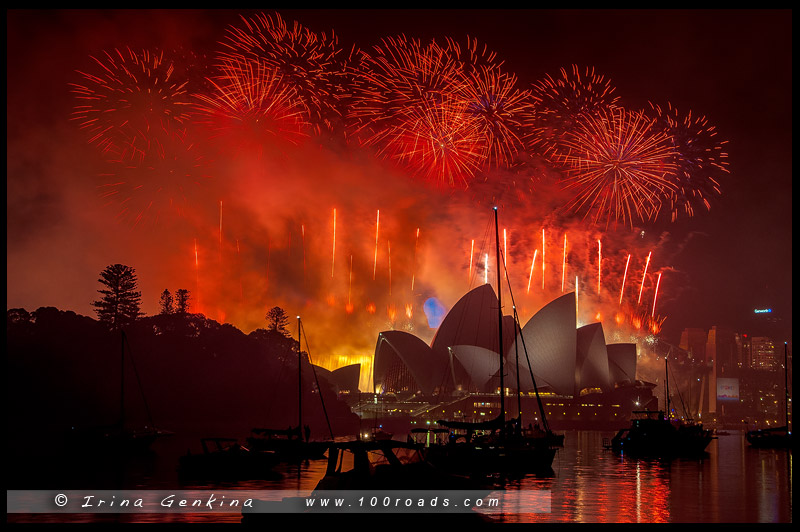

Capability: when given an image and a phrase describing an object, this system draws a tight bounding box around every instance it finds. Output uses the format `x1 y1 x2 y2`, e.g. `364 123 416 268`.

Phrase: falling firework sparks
346 254 353 314
387 240 392 297
619 253 631 306
561 233 567 293
301 224 306 287
542 229 546 290
194 238 200 311
373 209 380 280
652 272 662 317
331 208 337 278
468 239 475 285
411 227 420 291
219 200 223 260
638 251 652 305
527 249 538 294
575 275 579 320
597 239 602 294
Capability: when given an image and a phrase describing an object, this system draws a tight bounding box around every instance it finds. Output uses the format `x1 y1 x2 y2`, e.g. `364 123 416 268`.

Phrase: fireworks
218 12 345 134
555 107 679 228
525 64 619 160
192 57 310 152
71 47 193 157
446 37 532 167
647 102 730 221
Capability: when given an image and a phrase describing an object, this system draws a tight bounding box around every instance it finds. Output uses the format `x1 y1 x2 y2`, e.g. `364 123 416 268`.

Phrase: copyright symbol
54 494 68 507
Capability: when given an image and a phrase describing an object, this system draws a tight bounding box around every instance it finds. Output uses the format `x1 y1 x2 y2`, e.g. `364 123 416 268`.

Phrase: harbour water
8 429 792 523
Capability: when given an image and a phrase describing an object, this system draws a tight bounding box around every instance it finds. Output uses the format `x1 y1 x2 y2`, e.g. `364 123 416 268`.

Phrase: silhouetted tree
175 289 190 315
92 264 142 330
159 289 174 315
265 306 291 336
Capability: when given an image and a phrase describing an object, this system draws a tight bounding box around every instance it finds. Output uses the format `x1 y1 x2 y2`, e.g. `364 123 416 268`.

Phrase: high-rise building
679 328 707 362
750 336 778 369
706 326 739 376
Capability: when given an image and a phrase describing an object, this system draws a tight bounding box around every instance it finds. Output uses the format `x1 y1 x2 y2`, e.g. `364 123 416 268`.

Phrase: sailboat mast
494 207 505 422
298 315 302 440
784 342 789 430
665 352 670 420
120 330 125 431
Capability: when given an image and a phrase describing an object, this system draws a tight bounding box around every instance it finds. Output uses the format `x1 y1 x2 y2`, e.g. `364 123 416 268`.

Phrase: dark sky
6 9 792 347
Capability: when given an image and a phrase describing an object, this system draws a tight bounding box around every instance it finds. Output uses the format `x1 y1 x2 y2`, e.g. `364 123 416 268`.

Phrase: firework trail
542 228 546 290
468 239 475 285
647 102 730 221
411 227 420 291
527 249 538 294
638 251 652 304
331 208 337 278
373 209 380 280
555 107 679 228
561 233 567 292
652 271 662 317
619 253 631 305
194 238 200 311
597 239 602 294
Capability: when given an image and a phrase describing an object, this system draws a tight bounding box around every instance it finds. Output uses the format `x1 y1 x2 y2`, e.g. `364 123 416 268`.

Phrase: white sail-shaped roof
511 292 577 396
607 343 638 385
373 330 447 396
449 345 501 392
431 284 504 359
576 323 612 394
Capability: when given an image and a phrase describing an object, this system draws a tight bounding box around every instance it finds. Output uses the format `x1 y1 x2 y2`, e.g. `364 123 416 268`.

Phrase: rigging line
666 354 690 420
122 330 156 429
299 320 335 440
500 248 551 434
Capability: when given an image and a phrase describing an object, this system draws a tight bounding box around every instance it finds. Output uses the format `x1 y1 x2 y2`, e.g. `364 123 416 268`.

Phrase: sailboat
607 353 712 457
425 207 558 476
68 329 171 454
746 342 792 448
247 316 333 461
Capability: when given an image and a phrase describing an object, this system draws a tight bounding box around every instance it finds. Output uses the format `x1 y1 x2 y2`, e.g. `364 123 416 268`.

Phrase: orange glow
366 302 376 314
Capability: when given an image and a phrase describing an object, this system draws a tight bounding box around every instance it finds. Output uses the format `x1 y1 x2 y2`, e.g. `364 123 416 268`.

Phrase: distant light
423 298 447 328
754 308 772 314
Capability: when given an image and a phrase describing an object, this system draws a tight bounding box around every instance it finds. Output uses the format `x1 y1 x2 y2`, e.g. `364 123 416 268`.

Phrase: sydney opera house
362 285 658 431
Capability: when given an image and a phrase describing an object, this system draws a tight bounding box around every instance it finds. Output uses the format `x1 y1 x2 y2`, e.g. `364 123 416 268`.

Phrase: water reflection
9 430 792 523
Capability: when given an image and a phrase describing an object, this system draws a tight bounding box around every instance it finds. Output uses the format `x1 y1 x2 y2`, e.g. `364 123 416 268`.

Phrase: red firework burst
525 65 620 160
70 47 193 157
445 37 532 168
217 12 344 134
193 57 311 153
647 102 730 221
556 107 678 228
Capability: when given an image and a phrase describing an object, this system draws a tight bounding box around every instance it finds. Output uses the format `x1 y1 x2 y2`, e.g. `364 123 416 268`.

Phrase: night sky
7 9 792 371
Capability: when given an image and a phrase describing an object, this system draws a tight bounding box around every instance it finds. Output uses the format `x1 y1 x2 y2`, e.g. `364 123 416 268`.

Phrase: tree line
92 263 292 335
